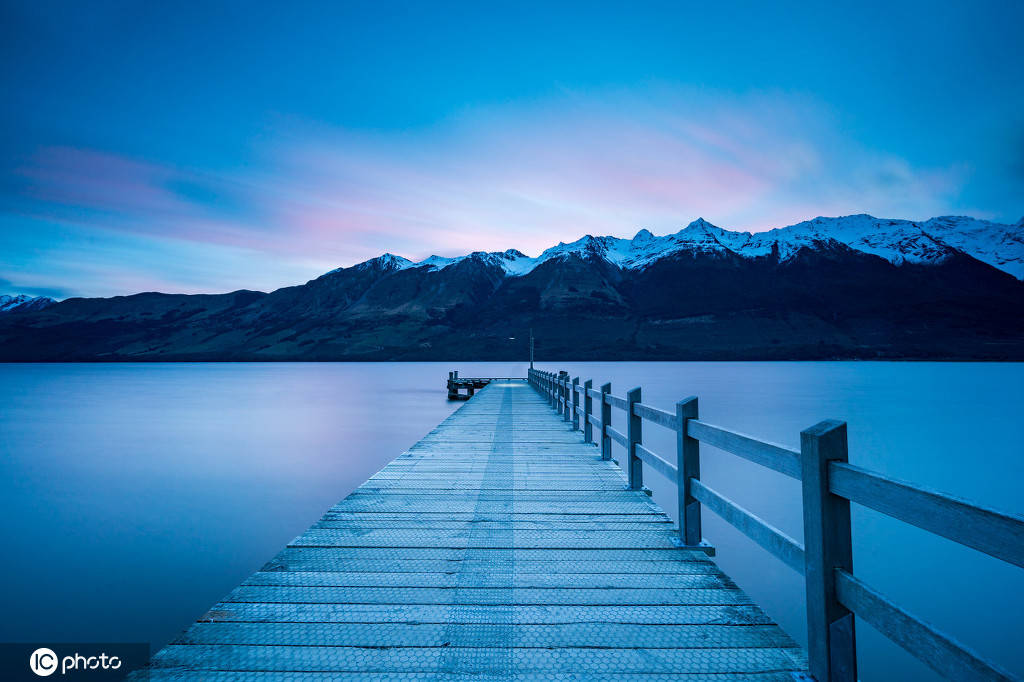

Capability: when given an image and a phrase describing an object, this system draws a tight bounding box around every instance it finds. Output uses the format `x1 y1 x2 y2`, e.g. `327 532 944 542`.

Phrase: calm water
0 362 1021 680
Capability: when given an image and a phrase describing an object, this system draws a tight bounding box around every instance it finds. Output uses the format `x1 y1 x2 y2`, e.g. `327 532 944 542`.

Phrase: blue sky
2 1 1022 298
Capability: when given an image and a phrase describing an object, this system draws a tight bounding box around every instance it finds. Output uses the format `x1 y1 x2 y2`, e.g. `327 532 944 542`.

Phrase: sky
1 1 1022 298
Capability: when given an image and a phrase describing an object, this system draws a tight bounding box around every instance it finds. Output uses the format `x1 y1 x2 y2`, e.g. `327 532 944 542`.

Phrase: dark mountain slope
1 242 1022 361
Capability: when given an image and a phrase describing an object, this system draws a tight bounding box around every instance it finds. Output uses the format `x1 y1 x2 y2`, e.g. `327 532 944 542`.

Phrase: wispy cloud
1 88 973 296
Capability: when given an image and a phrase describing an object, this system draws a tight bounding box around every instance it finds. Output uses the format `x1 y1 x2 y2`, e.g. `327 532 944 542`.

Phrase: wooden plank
291 529 683 549
243 571 725 589
835 570 1015 682
265 547 721 562
223 585 757 606
688 420 801 480
180 621 795 648
146 645 806 675
198 602 775 625
263 558 717 575
690 479 805 574
136 671 803 681
829 462 1024 568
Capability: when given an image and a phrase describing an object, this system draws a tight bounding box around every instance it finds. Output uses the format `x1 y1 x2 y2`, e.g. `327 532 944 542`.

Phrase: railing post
676 396 701 546
561 373 571 422
571 377 580 430
626 387 643 490
600 383 611 460
801 420 856 682
583 379 593 443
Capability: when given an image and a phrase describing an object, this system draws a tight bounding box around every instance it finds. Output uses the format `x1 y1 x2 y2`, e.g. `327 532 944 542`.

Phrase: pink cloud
16 147 188 216
6 88 970 289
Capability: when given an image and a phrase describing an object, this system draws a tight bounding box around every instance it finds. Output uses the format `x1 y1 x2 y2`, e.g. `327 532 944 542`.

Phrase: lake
0 361 1021 680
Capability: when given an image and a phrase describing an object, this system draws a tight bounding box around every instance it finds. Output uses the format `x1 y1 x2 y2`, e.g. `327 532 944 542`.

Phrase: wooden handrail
606 425 628 448
633 401 676 430
604 392 628 411
835 570 1015 681
689 420 801 480
525 366 1024 682
691 478 806 574
829 462 1024 568
635 442 675 481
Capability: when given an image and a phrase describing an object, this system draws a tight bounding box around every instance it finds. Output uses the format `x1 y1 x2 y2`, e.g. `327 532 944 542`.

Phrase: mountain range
1 214 1022 361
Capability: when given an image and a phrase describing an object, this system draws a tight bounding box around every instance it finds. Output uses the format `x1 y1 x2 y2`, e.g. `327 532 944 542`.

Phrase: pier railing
527 367 1023 682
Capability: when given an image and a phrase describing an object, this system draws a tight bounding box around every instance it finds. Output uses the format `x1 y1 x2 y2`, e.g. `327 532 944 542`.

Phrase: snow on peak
632 228 655 243
367 253 414 270
410 248 537 275
742 215 955 264
417 255 458 270
920 216 1024 279
685 217 715 231
325 253 414 276
318 214 1024 282
0 294 57 314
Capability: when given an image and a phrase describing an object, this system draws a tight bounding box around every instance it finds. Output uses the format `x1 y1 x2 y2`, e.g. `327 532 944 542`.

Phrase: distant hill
1 214 1022 361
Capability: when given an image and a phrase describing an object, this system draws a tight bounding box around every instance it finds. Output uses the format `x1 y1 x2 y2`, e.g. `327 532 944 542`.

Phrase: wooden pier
446 370 512 400
128 370 1023 681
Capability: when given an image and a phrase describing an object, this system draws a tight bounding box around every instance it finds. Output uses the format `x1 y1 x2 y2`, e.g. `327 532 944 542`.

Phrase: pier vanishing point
130 371 1023 681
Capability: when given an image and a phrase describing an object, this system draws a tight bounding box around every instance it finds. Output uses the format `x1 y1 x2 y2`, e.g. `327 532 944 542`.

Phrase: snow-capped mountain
0 294 56 314
409 249 536 276
338 214 1023 280
3 212 1022 362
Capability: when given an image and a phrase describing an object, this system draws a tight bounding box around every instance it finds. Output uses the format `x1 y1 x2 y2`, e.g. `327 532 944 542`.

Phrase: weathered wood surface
129 380 806 680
